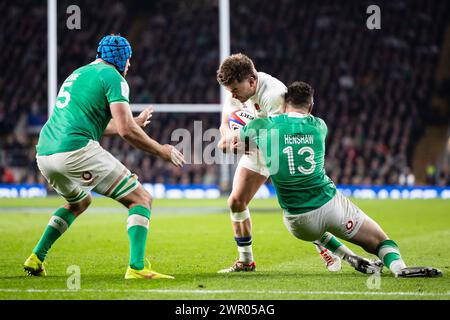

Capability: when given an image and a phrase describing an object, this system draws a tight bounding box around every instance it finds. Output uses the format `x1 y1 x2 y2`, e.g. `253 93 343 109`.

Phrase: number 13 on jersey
282 146 316 175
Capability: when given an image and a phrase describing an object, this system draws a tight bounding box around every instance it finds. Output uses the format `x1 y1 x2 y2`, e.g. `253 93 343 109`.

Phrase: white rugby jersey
224 72 287 118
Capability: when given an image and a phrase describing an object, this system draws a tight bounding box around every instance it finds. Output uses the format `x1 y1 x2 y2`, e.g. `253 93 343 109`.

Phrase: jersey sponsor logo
238 111 255 121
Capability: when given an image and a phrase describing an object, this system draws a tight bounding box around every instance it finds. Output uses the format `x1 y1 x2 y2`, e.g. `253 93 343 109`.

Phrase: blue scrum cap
96 35 132 72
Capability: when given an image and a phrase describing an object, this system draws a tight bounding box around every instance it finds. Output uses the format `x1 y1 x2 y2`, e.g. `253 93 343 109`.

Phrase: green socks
376 239 406 275
318 232 356 258
33 208 76 262
32 204 151 271
127 205 151 270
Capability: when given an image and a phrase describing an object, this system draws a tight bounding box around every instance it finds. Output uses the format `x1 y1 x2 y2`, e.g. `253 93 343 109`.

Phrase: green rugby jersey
36 61 129 155
240 112 336 214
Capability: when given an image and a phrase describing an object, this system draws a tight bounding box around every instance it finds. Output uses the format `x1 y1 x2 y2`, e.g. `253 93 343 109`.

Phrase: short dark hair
217 53 257 86
285 81 314 108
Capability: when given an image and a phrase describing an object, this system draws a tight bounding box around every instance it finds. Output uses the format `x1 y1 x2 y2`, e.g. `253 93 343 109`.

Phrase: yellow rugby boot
124 259 174 279
24 253 47 276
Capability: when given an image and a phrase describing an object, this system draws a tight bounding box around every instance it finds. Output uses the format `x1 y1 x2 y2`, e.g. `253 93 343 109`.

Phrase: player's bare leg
218 166 267 273
349 216 441 277
24 194 92 276
348 216 388 254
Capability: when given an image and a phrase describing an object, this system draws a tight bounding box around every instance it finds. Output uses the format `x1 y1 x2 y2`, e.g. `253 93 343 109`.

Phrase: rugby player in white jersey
216 54 357 273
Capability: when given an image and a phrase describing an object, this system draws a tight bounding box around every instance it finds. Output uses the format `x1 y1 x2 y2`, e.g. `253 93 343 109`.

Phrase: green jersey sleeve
101 68 130 104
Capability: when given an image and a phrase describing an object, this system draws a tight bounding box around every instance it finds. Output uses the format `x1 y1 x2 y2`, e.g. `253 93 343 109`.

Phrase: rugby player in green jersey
23 35 185 280
222 81 442 278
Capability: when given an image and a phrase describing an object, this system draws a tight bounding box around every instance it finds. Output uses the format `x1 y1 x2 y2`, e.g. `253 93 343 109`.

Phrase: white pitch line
0 288 449 296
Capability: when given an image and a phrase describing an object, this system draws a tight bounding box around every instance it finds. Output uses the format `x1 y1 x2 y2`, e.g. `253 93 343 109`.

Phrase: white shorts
238 150 270 177
36 140 139 203
282 191 367 242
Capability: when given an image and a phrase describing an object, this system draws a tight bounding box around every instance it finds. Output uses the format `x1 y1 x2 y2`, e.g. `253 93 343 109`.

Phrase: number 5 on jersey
56 82 72 109
283 146 316 175
56 73 80 109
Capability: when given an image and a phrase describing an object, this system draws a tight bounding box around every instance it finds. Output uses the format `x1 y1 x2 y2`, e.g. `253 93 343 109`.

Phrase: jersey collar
287 112 309 118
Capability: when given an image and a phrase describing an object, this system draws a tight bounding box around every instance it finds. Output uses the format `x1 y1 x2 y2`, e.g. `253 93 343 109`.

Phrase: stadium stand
0 0 449 187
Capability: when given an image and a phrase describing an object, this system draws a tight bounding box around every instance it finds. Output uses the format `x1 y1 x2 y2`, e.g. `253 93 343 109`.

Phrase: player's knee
360 233 388 254
367 230 388 253
78 195 92 213
143 190 152 208
66 194 92 217
135 188 152 209
228 195 247 213
368 235 389 254
361 243 377 255
117 184 152 210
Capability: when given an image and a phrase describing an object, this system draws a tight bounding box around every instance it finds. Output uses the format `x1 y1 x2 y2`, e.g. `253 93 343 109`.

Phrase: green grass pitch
0 197 449 300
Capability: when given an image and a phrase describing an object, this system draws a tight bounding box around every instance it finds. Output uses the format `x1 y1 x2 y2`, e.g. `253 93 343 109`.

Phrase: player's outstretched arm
104 107 153 136
110 102 185 167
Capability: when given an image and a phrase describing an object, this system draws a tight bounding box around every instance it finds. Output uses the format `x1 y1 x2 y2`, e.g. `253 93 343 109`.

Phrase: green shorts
36 140 139 203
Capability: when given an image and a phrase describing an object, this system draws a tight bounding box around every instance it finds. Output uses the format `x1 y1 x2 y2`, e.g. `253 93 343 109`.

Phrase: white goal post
47 0 229 116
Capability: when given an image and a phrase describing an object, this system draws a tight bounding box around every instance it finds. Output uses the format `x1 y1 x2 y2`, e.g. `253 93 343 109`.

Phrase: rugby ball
228 110 255 130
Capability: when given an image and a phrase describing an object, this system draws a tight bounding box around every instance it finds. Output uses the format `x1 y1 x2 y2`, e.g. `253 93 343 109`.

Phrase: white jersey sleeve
252 72 287 118
260 89 285 116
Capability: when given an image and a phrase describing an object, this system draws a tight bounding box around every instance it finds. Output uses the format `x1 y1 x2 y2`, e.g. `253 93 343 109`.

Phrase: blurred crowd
1 0 449 187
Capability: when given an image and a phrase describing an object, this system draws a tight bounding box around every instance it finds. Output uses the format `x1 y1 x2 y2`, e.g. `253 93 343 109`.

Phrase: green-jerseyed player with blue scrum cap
24 34 185 279
222 81 442 278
